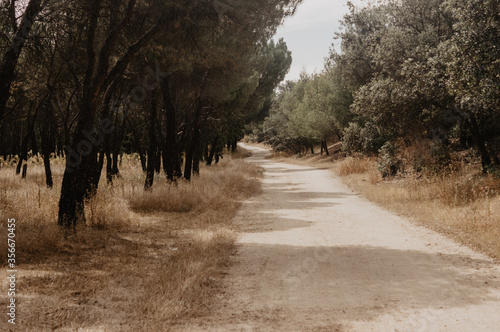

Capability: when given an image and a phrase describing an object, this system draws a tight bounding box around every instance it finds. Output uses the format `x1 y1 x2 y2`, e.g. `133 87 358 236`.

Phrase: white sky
274 0 366 81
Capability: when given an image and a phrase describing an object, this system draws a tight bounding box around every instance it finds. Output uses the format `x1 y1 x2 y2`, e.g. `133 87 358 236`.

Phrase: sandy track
181 144 500 331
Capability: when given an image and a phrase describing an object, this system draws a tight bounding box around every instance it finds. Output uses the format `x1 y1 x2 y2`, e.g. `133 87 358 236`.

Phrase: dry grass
0 153 260 331
337 156 377 177
334 156 500 260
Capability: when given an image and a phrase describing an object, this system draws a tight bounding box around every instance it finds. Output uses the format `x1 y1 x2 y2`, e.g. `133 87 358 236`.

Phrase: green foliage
327 0 499 171
342 122 386 155
259 66 354 153
377 141 400 177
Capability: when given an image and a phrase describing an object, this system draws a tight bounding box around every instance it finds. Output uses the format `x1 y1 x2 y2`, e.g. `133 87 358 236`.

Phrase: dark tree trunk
231 139 237 153
206 136 219 166
113 114 127 177
16 101 39 175
112 150 120 176
310 144 314 155
184 107 202 181
466 115 493 172
30 132 38 156
203 143 209 162
145 96 158 190
42 148 53 188
139 152 147 172
16 137 28 175
106 150 113 183
193 142 202 176
40 112 53 188
155 146 161 174
322 140 329 156
58 0 103 229
0 0 42 121
160 76 181 182
21 164 27 178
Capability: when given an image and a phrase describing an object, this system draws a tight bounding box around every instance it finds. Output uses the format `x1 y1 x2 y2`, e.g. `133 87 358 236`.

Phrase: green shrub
377 141 400 177
342 122 386 155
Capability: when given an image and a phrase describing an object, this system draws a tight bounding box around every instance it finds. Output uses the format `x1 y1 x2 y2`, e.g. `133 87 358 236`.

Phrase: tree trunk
40 116 53 188
58 0 170 228
16 137 28 175
322 140 329 156
184 107 202 181
193 142 202 176
16 101 39 175
42 147 53 188
0 0 42 121
106 150 113 183
145 96 158 190
160 76 181 182
155 146 161 174
21 164 27 178
206 136 219 166
466 115 492 172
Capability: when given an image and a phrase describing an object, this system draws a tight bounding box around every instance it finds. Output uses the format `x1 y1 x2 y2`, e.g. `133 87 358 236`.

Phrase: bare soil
179 144 500 331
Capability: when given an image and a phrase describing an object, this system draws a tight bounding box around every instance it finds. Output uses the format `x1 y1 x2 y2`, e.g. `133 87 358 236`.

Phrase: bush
342 122 386 155
342 123 363 155
377 141 400 177
403 140 454 174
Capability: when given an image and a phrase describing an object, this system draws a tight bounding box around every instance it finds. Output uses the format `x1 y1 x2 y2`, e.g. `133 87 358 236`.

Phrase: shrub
377 141 400 177
342 122 386 155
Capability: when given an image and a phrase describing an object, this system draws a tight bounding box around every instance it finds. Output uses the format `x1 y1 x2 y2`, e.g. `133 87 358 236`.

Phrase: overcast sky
274 0 365 81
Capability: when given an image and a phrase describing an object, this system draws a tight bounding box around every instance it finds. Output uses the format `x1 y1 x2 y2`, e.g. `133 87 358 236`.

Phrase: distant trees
257 67 352 154
0 0 299 229
263 0 499 173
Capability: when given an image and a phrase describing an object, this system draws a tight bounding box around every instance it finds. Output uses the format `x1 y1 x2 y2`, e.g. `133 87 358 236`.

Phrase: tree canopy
259 0 499 173
0 0 299 227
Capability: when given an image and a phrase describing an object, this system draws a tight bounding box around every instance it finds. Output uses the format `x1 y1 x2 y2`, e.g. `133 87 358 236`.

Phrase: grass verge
0 154 260 331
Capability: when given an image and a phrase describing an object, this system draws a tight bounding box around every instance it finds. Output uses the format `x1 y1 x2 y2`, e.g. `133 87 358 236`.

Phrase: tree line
0 0 297 228
253 0 499 175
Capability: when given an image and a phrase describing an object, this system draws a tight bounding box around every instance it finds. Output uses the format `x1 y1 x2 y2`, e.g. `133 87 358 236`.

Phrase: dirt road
182 144 500 331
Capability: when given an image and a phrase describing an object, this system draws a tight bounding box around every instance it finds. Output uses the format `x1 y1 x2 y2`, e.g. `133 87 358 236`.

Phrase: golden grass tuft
0 152 260 330
337 156 376 176
127 160 260 214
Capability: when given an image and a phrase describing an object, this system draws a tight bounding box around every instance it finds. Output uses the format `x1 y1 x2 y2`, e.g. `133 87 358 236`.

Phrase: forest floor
179 144 500 331
0 152 261 331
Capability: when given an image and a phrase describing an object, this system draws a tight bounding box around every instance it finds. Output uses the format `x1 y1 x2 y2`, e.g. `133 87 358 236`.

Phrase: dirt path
181 144 500 331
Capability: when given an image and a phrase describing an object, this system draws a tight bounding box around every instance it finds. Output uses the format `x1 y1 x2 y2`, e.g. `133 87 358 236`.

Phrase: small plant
377 141 400 177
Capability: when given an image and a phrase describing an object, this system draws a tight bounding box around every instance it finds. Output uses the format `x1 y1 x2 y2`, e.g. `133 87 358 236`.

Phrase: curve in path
183 144 500 331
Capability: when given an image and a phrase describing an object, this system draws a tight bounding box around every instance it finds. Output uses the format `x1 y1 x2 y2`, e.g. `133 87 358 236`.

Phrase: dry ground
179 144 500 331
0 151 260 331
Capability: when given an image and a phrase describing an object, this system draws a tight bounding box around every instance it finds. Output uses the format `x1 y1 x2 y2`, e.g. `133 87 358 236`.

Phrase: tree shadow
224 243 500 330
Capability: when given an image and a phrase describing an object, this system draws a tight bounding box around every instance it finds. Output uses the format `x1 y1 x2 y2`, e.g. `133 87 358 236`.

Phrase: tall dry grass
334 156 500 259
0 152 260 331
